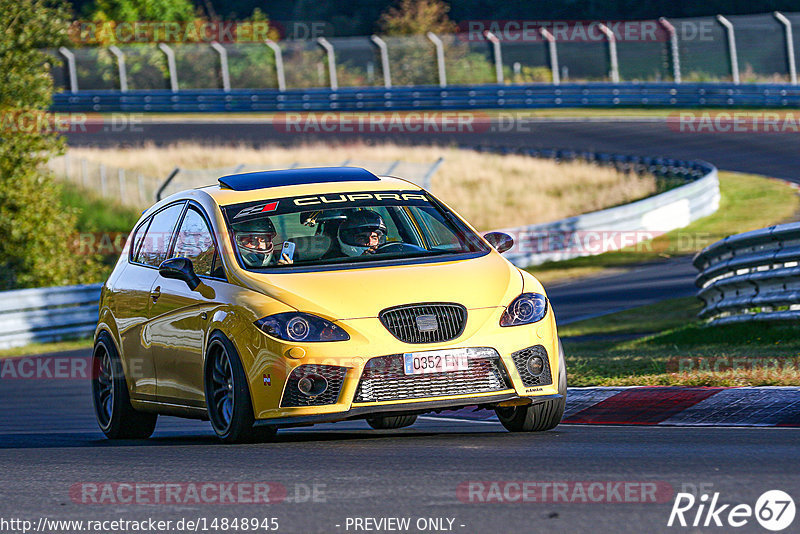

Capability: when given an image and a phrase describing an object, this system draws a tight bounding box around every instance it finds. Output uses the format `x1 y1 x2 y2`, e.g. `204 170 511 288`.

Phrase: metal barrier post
539 28 560 85
100 164 107 197
210 41 231 92
158 43 179 92
597 24 620 83
422 157 445 190
774 12 797 85
370 35 392 88
138 174 145 205
317 37 338 91
81 158 88 187
108 46 128 92
118 168 126 201
716 15 740 84
484 31 504 84
265 40 286 91
659 18 681 83
58 47 78 93
426 32 447 87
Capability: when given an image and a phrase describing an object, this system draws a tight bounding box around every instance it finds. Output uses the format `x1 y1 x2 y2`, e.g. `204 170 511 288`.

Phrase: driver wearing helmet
338 210 387 256
232 217 292 267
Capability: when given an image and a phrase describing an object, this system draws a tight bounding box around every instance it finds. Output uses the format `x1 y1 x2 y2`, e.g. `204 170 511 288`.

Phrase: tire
366 414 418 429
495 340 567 432
204 332 276 444
91 332 158 439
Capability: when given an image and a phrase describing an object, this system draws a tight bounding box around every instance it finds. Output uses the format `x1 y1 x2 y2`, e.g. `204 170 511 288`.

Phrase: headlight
500 293 548 327
255 313 350 342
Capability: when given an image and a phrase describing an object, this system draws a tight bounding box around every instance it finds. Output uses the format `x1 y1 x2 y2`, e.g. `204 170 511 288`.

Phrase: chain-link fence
48 155 444 209
52 12 800 92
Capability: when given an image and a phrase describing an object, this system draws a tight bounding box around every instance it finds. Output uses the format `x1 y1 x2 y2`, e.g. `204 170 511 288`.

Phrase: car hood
238 252 523 320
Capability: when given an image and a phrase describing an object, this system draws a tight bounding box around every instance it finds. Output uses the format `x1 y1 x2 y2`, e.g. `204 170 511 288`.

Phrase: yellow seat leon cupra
92 167 566 442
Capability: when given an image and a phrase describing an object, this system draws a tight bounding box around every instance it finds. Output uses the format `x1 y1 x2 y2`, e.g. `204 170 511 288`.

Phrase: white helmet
232 217 277 267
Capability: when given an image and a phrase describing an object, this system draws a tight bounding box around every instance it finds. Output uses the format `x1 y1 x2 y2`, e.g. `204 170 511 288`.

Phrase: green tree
0 0 94 288
379 0 457 36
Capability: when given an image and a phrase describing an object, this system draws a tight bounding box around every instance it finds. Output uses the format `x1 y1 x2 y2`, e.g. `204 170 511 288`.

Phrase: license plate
403 349 470 375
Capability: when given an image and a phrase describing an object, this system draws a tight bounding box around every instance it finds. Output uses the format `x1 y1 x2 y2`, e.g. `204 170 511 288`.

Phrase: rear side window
134 203 185 267
172 208 217 277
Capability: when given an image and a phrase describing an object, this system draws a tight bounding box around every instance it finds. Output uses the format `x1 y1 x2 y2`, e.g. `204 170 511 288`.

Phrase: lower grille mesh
511 345 553 388
354 349 510 403
281 364 347 407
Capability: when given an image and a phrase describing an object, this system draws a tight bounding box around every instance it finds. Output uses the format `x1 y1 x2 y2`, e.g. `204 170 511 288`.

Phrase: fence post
265 40 286 91
81 158 88 187
426 32 447 87
484 31 504 84
64 153 70 180
716 15 740 84
158 43 179 92
108 45 128 92
118 168 126 201
774 12 797 85
138 174 145 205
58 47 78 93
539 28 560 85
385 160 400 175
316 37 338 91
597 23 620 83
370 35 392 88
210 41 231 92
659 18 681 83
100 164 107 197
422 157 445 190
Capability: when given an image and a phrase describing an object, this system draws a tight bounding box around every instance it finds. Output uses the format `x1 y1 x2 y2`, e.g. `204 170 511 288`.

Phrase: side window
412 207 461 249
129 218 151 261
135 203 185 267
173 208 217 277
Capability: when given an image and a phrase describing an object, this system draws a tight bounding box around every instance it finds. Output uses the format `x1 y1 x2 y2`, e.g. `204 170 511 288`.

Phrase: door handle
150 286 161 302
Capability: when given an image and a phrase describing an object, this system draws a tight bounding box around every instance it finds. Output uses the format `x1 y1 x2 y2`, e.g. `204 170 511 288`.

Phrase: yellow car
92 167 566 443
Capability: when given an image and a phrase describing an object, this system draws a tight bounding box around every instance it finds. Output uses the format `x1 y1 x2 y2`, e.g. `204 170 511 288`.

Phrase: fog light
297 374 328 396
526 356 544 376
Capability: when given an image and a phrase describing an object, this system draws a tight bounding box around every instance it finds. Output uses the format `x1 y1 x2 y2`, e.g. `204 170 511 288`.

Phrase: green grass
60 182 141 233
0 338 92 359
561 297 800 386
529 171 800 284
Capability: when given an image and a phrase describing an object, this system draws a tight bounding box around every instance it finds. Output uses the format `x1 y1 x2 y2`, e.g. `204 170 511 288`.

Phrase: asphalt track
66 117 800 182
1 359 799 534
0 118 790 532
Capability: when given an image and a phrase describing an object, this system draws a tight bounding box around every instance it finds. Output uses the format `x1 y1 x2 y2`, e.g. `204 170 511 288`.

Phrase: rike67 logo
668 490 795 531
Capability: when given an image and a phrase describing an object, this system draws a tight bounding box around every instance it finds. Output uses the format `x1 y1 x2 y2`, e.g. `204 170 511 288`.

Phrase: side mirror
159 257 201 290
483 232 514 254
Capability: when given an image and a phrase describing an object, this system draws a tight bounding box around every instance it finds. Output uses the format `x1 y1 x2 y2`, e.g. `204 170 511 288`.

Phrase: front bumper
255 392 563 429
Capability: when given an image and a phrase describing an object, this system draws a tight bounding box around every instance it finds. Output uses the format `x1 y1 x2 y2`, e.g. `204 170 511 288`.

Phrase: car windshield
221 190 489 270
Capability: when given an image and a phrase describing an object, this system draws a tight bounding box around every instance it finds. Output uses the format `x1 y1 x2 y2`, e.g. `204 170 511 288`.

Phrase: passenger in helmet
338 210 387 257
232 217 291 267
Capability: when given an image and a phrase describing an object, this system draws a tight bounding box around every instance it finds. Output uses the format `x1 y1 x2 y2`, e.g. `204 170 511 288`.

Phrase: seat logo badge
416 314 438 332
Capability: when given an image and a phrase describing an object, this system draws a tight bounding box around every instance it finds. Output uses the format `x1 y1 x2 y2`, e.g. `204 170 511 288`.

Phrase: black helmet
232 217 277 266
338 210 387 256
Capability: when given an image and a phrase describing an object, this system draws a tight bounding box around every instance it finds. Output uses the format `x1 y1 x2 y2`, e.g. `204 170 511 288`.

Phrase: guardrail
0 284 102 349
472 147 719 266
693 222 800 325
52 82 800 113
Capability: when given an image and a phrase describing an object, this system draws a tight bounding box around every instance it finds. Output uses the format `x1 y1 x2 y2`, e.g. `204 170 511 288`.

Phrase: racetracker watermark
70 482 293 505
457 481 674 503
0 355 91 380
272 112 490 134
0 112 142 135
70 21 271 44
668 112 800 134
460 19 715 42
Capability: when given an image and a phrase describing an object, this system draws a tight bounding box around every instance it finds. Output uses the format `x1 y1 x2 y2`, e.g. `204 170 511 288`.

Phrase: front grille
511 345 553 388
281 364 347 407
354 349 511 403
379 303 467 344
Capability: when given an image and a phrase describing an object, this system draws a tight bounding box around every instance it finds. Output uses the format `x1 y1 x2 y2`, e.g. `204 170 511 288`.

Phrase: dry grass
68 142 656 230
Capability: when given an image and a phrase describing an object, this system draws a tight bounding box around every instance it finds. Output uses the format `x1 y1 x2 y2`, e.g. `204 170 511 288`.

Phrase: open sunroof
218 167 381 191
